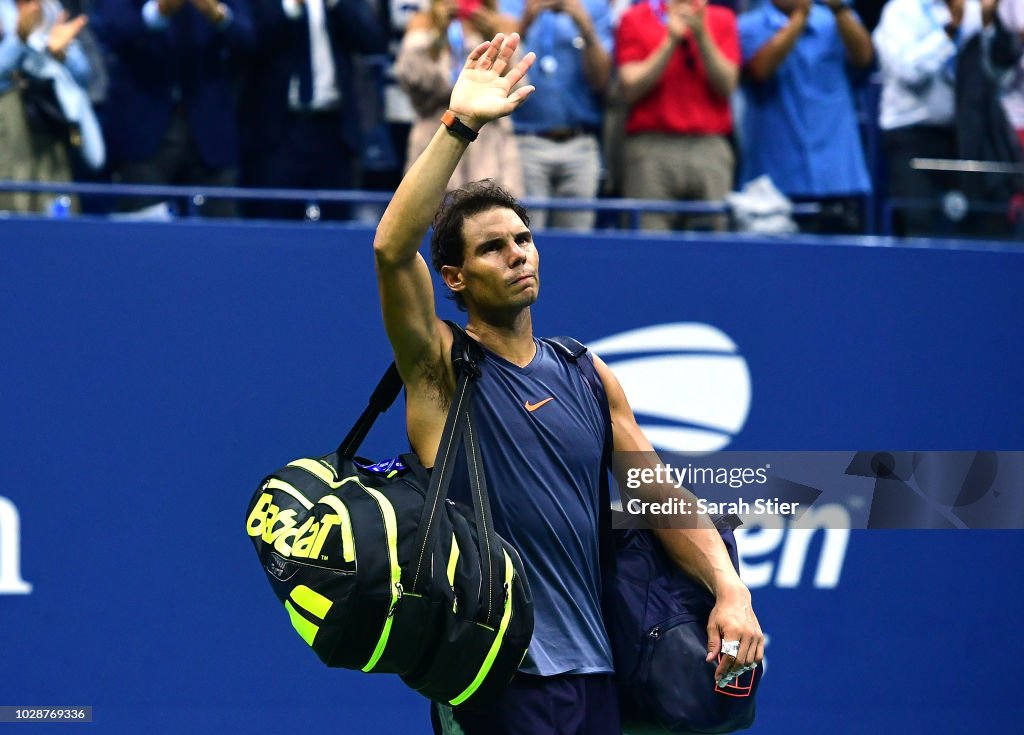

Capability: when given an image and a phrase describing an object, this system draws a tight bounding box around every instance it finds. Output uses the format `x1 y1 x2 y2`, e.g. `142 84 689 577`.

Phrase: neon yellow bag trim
448 550 515 706
284 600 319 646
360 485 402 672
287 458 342 487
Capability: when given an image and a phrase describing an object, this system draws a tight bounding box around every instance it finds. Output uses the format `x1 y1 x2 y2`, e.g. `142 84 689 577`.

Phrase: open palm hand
448 33 536 131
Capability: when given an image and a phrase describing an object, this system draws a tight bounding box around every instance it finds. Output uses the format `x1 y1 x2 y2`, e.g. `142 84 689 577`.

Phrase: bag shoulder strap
448 320 484 378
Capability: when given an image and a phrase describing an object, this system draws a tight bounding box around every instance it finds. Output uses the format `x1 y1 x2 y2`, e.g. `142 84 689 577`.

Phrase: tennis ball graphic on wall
589 323 751 453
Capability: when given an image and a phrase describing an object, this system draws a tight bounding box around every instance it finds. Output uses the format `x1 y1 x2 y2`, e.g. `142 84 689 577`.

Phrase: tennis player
372 31 764 735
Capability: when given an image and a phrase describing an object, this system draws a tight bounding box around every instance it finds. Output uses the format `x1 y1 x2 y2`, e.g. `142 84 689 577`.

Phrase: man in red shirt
616 0 739 230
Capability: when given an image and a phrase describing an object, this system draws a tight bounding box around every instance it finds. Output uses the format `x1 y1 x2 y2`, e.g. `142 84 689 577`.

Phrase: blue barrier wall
0 218 1022 733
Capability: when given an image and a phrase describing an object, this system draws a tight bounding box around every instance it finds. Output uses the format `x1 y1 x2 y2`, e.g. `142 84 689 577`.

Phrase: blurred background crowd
1 0 1023 237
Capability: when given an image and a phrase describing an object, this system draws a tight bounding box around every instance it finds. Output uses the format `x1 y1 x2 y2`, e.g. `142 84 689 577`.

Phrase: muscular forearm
619 35 676 106
654 526 748 600
833 5 873 67
694 28 737 96
374 123 472 264
745 10 807 82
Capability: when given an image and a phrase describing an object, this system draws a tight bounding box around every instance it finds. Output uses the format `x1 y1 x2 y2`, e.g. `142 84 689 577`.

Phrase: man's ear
441 264 465 296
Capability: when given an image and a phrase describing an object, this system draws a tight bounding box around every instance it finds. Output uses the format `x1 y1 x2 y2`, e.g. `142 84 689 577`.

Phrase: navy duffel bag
608 524 760 734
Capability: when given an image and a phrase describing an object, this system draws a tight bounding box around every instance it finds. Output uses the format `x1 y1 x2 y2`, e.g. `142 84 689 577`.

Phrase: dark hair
430 179 530 311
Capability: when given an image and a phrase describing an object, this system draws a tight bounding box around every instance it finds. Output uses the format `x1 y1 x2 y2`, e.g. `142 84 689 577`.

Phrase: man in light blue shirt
501 0 613 229
739 0 873 232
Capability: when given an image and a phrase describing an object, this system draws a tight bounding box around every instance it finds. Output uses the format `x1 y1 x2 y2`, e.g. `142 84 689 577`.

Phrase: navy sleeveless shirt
448 338 613 676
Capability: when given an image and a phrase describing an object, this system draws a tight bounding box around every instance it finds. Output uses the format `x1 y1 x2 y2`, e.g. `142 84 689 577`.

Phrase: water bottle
49 195 71 219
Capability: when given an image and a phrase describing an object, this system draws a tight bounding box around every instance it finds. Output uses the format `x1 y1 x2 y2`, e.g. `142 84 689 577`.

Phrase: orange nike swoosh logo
524 397 555 412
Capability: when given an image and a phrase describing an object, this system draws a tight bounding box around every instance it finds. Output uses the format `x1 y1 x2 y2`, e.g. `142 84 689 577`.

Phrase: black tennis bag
245 328 532 708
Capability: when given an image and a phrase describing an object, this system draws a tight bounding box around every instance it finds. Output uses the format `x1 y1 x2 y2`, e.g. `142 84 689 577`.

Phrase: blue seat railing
0 180 823 232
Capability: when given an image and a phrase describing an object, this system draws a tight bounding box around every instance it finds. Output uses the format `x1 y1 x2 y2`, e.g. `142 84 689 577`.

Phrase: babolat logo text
246 492 342 562
0 496 32 595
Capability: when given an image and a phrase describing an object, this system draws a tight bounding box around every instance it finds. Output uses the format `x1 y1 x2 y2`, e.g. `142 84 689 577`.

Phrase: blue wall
0 219 1022 733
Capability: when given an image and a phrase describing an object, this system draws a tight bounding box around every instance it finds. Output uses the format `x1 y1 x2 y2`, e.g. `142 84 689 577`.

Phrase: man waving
372 32 764 735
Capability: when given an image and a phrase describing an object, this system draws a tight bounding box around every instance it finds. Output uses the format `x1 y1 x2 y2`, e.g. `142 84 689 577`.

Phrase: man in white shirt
873 0 999 235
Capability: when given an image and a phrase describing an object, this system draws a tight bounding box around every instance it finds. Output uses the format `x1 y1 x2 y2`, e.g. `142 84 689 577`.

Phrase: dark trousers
431 673 620 735
241 108 353 221
883 125 958 237
792 195 866 235
116 106 238 218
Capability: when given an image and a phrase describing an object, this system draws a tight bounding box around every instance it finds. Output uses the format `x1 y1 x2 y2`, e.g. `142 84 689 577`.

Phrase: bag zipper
359 484 403 672
637 612 701 681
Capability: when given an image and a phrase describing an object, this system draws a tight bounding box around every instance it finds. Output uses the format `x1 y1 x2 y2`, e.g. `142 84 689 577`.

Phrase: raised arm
829 1 874 69
372 33 536 379
618 3 684 106
744 0 810 82
592 354 765 682
873 0 961 86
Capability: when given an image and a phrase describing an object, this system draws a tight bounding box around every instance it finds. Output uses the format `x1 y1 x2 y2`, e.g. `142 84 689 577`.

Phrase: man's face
444 206 540 315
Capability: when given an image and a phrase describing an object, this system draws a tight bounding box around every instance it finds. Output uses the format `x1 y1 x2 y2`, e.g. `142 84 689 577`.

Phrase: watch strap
441 110 479 143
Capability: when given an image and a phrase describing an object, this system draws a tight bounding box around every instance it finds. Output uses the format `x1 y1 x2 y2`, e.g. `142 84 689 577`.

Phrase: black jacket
955 16 1024 203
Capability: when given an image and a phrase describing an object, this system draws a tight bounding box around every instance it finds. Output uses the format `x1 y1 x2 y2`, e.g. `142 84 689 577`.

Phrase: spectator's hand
945 0 965 35
47 12 88 61
15 0 43 42
448 32 536 130
676 0 708 41
469 5 500 36
560 0 595 36
190 0 228 24
157 0 187 17
520 0 560 34
980 0 998 26
665 0 690 42
431 0 457 30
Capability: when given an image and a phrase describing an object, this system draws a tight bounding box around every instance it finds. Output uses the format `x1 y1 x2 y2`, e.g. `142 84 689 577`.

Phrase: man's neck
465 309 535 367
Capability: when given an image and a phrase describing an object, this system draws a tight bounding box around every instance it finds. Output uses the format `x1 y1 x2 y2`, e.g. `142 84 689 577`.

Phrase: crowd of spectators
1 0 1023 236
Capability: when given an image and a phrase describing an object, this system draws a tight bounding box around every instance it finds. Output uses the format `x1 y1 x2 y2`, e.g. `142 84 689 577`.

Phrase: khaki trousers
623 132 733 232
0 85 77 214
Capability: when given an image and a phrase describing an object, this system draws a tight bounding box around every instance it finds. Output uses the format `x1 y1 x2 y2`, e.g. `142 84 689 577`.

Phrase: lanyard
447 20 464 86
648 0 667 25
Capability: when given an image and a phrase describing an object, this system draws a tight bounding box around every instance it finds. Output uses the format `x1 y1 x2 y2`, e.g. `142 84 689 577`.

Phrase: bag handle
409 324 506 627
336 362 403 458
335 323 505 626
